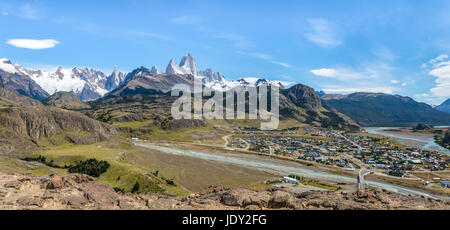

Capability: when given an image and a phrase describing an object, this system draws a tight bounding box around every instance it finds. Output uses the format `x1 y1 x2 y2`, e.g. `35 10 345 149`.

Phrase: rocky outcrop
43 91 82 106
43 91 89 110
284 84 322 111
413 123 433 131
1 173 448 210
0 106 118 144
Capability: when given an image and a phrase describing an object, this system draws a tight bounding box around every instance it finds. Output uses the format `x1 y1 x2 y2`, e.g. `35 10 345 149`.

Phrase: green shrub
131 182 140 193
68 159 110 177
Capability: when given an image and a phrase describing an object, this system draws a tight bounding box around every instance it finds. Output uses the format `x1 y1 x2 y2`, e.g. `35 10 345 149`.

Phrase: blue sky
1 0 450 105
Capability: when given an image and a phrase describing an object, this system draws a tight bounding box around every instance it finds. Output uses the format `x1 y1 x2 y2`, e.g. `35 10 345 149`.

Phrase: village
228 129 450 188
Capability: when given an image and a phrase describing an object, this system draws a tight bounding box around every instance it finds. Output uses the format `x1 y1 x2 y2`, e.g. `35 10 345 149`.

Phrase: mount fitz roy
0 54 292 101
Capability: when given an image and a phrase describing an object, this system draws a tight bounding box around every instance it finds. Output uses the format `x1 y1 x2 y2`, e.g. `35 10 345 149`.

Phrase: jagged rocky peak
150 65 158 76
179 53 198 75
166 58 185 75
199 68 225 83
165 54 200 76
105 66 125 91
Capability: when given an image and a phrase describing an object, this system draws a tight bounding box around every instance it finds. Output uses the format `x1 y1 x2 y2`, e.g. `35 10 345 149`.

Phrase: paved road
358 169 373 190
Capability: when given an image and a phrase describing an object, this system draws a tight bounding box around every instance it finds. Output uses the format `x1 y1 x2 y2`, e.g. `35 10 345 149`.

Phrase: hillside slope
436 99 450 114
0 106 118 156
0 87 42 106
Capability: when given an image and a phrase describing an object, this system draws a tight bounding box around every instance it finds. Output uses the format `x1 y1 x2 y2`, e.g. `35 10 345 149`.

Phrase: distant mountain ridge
436 99 450 114
322 92 450 126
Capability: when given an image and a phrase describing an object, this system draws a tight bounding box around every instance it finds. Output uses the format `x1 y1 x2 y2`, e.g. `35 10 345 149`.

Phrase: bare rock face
0 106 118 146
268 191 296 209
285 84 322 111
46 175 63 190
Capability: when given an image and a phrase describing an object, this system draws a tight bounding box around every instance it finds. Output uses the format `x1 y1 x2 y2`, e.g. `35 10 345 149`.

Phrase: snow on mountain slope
0 58 19 74
163 54 294 91
0 58 126 101
2 54 294 101
0 58 49 100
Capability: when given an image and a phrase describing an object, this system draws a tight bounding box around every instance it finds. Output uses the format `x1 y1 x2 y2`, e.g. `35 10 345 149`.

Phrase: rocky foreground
0 173 449 210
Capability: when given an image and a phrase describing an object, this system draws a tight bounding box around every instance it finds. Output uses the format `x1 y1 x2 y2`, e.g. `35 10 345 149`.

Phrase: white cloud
171 15 203 25
322 87 397 94
310 68 364 80
270 61 290 68
306 19 341 47
313 63 401 96
6 39 59 50
237 51 290 68
401 82 407 86
430 54 448 64
425 54 450 99
1 12 8 16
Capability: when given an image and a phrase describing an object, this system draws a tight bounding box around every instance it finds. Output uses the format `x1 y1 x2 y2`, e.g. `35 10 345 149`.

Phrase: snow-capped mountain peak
0 58 19 74
179 53 198 75
0 58 126 101
162 54 293 91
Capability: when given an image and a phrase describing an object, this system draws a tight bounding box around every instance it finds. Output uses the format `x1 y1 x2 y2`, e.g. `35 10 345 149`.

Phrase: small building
410 159 422 164
283 176 300 185
305 151 321 158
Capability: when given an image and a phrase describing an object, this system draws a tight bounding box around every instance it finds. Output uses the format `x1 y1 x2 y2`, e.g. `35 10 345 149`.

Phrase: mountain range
1 54 450 127
436 99 450 114
0 54 291 101
0 58 125 101
321 92 450 126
